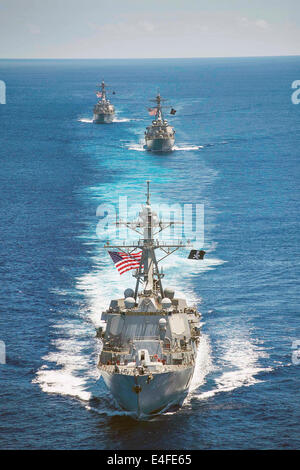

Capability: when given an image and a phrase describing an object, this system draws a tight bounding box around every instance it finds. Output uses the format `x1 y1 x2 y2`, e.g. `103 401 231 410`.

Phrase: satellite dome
164 288 175 300
124 297 135 309
161 297 172 310
124 288 134 298
159 318 167 328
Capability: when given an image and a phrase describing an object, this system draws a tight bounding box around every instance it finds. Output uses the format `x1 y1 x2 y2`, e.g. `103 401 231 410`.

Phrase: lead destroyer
93 80 115 123
97 182 202 417
145 93 175 152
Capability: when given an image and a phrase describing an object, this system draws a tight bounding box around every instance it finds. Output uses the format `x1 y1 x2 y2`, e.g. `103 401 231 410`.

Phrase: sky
0 0 299 58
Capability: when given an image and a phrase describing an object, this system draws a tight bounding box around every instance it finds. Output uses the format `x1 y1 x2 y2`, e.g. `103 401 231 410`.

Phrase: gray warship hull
93 112 115 124
100 365 194 417
145 137 175 152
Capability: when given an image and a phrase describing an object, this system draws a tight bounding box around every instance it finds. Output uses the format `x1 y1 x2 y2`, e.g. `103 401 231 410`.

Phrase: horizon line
0 54 299 61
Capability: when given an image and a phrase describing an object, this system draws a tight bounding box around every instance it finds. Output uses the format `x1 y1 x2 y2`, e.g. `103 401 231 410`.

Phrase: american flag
108 251 142 275
96 91 102 98
148 107 158 116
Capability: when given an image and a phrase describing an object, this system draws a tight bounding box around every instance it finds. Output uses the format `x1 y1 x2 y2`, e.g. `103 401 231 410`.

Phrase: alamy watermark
291 80 300 105
96 196 204 246
0 80 6 104
0 340 6 364
292 340 300 365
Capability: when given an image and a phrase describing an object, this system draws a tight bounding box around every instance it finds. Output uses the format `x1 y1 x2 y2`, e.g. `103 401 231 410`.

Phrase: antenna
146 180 151 205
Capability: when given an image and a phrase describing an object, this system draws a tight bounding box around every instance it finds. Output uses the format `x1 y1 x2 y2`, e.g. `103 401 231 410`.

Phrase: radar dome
124 288 134 298
161 297 172 310
159 318 167 328
124 297 135 309
164 288 175 300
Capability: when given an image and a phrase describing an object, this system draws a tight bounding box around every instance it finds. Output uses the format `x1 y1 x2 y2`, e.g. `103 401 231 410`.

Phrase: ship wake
32 314 101 402
77 116 137 124
127 143 204 152
77 117 93 123
189 329 271 403
173 145 204 151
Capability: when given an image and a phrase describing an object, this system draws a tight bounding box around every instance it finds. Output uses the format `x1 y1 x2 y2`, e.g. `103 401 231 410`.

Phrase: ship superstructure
93 80 115 124
97 182 201 417
144 93 175 152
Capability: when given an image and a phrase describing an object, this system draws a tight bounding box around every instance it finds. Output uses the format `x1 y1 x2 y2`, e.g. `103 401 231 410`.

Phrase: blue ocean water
0 57 299 449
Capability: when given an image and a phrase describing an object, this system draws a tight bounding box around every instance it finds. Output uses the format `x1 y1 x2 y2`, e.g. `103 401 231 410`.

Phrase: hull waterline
93 113 115 124
145 137 175 152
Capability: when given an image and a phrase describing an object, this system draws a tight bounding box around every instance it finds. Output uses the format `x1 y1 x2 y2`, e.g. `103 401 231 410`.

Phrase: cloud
255 19 269 30
239 17 250 27
138 21 155 33
95 19 157 36
238 17 270 31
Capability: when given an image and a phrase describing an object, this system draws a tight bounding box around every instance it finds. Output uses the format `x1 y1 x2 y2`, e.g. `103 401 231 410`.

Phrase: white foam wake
189 334 214 393
173 145 204 151
127 143 146 151
78 117 93 123
77 116 137 124
113 117 135 122
192 332 271 401
127 143 204 152
32 319 101 402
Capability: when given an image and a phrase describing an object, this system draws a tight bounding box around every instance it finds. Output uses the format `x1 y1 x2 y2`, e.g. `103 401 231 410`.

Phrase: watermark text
291 80 300 105
292 340 300 365
0 340 6 364
0 80 6 104
96 197 205 246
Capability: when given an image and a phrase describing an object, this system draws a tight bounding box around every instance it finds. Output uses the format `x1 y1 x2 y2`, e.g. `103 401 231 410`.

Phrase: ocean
0 57 299 449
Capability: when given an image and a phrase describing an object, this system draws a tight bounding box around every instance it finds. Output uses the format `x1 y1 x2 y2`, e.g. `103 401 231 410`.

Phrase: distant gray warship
93 80 115 124
145 93 175 152
97 182 202 417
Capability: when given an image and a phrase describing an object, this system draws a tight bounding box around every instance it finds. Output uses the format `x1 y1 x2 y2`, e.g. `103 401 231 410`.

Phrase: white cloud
101 20 156 35
138 21 155 33
240 17 250 27
255 19 269 30
238 16 270 31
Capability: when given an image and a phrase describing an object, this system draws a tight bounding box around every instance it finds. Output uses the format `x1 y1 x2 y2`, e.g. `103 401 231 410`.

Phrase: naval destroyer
144 93 175 152
97 182 202 417
93 80 115 124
